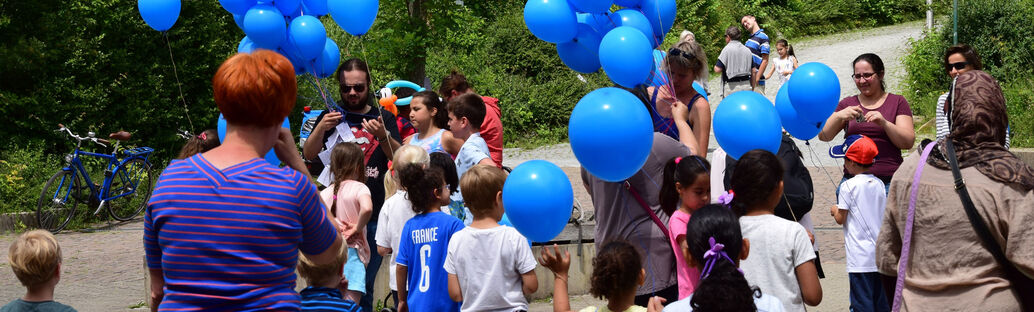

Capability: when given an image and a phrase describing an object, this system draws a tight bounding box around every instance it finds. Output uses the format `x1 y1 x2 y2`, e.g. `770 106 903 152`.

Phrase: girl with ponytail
659 155 711 299
723 150 822 311
653 204 786 312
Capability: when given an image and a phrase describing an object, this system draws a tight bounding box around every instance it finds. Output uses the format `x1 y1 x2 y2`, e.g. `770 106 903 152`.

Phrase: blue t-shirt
300 287 361 312
745 28 771 84
395 212 465 312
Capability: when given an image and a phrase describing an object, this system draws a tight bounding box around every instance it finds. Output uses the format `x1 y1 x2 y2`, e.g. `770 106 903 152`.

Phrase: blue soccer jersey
395 212 465 312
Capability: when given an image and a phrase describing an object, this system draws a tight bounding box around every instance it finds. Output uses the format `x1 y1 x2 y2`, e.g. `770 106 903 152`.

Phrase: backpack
724 133 814 220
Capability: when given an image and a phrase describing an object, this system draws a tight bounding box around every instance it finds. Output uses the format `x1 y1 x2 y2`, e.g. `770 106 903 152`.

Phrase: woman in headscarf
875 70 1034 311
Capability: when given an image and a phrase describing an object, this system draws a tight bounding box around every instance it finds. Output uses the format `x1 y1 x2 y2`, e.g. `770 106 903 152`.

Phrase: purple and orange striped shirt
144 154 337 311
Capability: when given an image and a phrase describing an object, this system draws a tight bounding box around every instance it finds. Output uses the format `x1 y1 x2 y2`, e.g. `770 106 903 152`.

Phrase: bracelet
553 273 568 283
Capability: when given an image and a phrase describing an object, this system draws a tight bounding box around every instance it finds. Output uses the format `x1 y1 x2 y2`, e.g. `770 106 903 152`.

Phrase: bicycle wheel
106 158 154 221
37 169 81 233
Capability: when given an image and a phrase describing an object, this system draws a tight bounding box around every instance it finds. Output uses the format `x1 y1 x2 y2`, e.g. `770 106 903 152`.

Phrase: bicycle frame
59 136 151 214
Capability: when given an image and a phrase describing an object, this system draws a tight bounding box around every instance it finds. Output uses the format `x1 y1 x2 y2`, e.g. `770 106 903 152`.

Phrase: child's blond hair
9 230 62 288
459 164 507 216
297 243 346 286
383 145 430 199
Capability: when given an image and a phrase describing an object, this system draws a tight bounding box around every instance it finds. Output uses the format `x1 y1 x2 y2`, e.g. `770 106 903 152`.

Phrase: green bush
0 143 62 214
903 0 1034 147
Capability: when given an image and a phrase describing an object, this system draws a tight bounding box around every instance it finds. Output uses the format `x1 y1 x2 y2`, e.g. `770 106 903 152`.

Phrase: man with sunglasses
302 58 402 312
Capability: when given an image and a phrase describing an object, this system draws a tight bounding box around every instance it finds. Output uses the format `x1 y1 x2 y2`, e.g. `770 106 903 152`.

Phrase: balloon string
358 37 396 158
804 140 841 205
163 32 194 132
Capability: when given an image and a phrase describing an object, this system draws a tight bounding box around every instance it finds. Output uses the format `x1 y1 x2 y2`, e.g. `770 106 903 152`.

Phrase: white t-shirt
443 225 538 312
739 214 816 312
455 132 491 182
836 173 886 273
374 190 417 291
663 292 786 312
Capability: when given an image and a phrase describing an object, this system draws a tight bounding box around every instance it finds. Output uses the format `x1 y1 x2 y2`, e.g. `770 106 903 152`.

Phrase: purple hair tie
700 237 742 279
716 190 735 207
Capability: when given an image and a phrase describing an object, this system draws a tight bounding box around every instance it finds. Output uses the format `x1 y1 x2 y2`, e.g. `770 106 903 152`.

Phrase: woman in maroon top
818 53 915 186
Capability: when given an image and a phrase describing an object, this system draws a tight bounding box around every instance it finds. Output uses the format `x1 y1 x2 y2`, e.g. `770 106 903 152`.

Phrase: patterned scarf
929 70 1034 191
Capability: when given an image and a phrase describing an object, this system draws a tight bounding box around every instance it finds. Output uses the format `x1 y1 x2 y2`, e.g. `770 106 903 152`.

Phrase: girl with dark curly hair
540 240 657 312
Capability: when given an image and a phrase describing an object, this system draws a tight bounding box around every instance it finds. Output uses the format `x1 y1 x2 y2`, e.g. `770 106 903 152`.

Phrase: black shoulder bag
945 140 1034 309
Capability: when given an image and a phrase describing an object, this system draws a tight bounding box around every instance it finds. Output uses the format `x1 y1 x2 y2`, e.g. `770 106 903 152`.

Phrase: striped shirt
745 29 771 83
144 154 338 311
300 287 361 312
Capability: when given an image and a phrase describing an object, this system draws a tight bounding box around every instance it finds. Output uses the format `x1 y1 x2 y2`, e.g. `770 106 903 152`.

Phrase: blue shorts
342 247 366 294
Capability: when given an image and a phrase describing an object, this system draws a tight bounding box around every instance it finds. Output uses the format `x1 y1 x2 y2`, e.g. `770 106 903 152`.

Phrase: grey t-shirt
1 299 76 312
716 41 754 81
581 133 691 295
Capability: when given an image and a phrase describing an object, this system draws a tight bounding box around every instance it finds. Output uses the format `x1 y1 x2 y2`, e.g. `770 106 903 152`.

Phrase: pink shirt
320 180 371 264
668 210 700 298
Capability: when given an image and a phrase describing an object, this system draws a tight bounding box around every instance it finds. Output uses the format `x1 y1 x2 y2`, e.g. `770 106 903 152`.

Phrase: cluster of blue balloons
138 0 379 78
713 62 840 159
525 0 676 88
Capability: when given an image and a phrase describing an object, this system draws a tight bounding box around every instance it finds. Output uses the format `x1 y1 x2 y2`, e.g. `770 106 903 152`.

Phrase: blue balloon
275 0 301 17
693 81 708 102
284 4 303 20
599 26 653 88
278 39 308 75
302 0 328 16
640 0 675 38
613 9 657 47
385 80 426 105
288 16 326 61
328 0 378 36
138 0 181 32
523 0 578 44
243 5 287 50
237 36 256 53
569 87 654 181
648 49 668 87
775 83 824 140
220 0 256 15
315 38 340 78
577 12 616 34
232 13 246 30
614 0 641 8
557 24 603 73
218 114 291 166
787 62 841 123
568 0 613 13
502 160 573 243
713 91 783 159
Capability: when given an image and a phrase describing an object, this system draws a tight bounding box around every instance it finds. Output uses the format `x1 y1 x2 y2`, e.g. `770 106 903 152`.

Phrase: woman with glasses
934 44 1010 148
645 31 711 156
819 53 915 189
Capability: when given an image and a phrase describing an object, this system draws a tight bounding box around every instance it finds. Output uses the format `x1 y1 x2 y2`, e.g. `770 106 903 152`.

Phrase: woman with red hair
144 50 344 311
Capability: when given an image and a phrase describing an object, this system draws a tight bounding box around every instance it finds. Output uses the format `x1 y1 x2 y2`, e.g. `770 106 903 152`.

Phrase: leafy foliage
903 0 1034 147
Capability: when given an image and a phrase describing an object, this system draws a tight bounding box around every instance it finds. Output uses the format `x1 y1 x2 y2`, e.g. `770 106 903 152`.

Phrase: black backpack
723 133 815 221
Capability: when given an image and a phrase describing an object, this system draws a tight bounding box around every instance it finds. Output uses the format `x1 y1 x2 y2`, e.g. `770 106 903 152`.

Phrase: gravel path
0 21 923 312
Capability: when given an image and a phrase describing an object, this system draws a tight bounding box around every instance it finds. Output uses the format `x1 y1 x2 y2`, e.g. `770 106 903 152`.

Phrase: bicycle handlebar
56 124 108 148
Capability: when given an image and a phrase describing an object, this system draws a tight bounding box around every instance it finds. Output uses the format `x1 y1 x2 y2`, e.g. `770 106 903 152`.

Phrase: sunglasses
948 61 970 71
340 84 367 94
668 47 695 60
851 72 877 80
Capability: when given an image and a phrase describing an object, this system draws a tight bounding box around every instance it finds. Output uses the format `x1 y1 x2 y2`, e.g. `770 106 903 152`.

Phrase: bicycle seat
109 131 132 141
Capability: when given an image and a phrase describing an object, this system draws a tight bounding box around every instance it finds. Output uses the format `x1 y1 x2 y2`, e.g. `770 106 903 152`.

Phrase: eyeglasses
340 84 367 94
851 72 877 80
948 61 970 71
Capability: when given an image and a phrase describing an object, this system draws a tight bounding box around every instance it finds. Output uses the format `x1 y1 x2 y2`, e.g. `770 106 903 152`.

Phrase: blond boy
444 165 538 311
3 230 75 312
296 244 360 312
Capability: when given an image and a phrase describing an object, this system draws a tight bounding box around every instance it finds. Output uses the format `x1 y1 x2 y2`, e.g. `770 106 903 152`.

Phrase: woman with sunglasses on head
646 31 712 156
819 53 915 189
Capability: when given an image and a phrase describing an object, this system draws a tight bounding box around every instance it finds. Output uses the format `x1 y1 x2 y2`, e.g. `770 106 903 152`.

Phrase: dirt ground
0 21 923 312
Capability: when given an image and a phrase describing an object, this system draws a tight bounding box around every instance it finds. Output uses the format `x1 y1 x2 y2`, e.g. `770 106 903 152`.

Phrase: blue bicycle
37 124 155 232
